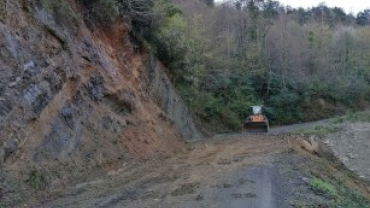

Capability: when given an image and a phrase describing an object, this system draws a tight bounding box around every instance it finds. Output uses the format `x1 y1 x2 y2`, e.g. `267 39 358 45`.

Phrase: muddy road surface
33 134 338 208
31 117 370 208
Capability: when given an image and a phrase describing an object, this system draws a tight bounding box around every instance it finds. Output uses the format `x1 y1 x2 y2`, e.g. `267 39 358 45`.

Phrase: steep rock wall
144 54 202 141
0 0 200 178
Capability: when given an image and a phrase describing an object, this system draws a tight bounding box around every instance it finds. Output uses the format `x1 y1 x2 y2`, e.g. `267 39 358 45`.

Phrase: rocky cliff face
0 1 200 205
145 54 202 141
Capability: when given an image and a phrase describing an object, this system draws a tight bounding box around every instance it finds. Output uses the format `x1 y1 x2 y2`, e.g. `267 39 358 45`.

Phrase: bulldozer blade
243 122 269 133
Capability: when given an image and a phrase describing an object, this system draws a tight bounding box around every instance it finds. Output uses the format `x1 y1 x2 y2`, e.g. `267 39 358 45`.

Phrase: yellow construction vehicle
242 106 269 133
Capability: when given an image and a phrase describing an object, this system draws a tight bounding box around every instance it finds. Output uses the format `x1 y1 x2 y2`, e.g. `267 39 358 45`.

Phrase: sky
215 0 370 14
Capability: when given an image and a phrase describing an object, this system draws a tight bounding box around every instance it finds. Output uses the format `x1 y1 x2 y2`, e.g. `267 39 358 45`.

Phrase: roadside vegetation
302 173 370 208
295 125 338 136
288 148 370 208
294 110 370 136
332 111 370 124
308 178 338 199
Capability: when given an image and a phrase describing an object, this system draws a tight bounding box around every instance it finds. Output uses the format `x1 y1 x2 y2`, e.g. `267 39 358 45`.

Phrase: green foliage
200 0 214 7
79 0 119 25
307 177 370 208
121 0 182 34
295 125 338 136
39 0 78 26
92 0 119 25
150 14 190 79
337 188 370 208
309 178 338 199
267 92 303 124
79 0 176 29
28 170 47 190
332 111 370 124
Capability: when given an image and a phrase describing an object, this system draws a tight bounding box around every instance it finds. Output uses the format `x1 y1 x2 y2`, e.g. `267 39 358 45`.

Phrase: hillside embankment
0 1 200 206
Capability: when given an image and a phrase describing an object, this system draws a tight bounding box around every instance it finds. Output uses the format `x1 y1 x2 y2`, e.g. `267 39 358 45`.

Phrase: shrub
28 170 47 190
40 0 78 27
308 178 338 199
79 0 119 26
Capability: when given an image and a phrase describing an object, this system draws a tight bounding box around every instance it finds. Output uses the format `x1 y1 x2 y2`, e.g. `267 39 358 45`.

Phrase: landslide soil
28 132 370 208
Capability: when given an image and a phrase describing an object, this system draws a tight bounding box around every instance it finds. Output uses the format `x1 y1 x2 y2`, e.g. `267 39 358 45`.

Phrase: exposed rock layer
0 1 200 169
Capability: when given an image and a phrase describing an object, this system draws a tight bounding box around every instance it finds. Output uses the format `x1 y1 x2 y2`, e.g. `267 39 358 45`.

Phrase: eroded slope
0 1 200 206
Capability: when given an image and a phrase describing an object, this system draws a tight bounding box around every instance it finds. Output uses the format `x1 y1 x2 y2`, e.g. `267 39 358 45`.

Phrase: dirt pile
0 1 200 206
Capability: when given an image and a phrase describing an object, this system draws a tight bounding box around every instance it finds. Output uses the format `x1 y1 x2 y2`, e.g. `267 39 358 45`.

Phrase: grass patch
288 147 370 207
308 178 338 199
295 125 338 136
332 111 370 124
294 111 370 136
28 170 47 190
305 168 370 207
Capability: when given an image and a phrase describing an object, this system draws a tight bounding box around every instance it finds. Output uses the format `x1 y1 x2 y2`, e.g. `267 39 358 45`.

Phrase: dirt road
30 118 370 208
31 134 328 208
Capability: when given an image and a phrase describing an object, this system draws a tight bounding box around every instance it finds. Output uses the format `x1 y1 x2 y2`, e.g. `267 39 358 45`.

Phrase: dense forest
35 0 370 132
146 0 370 131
